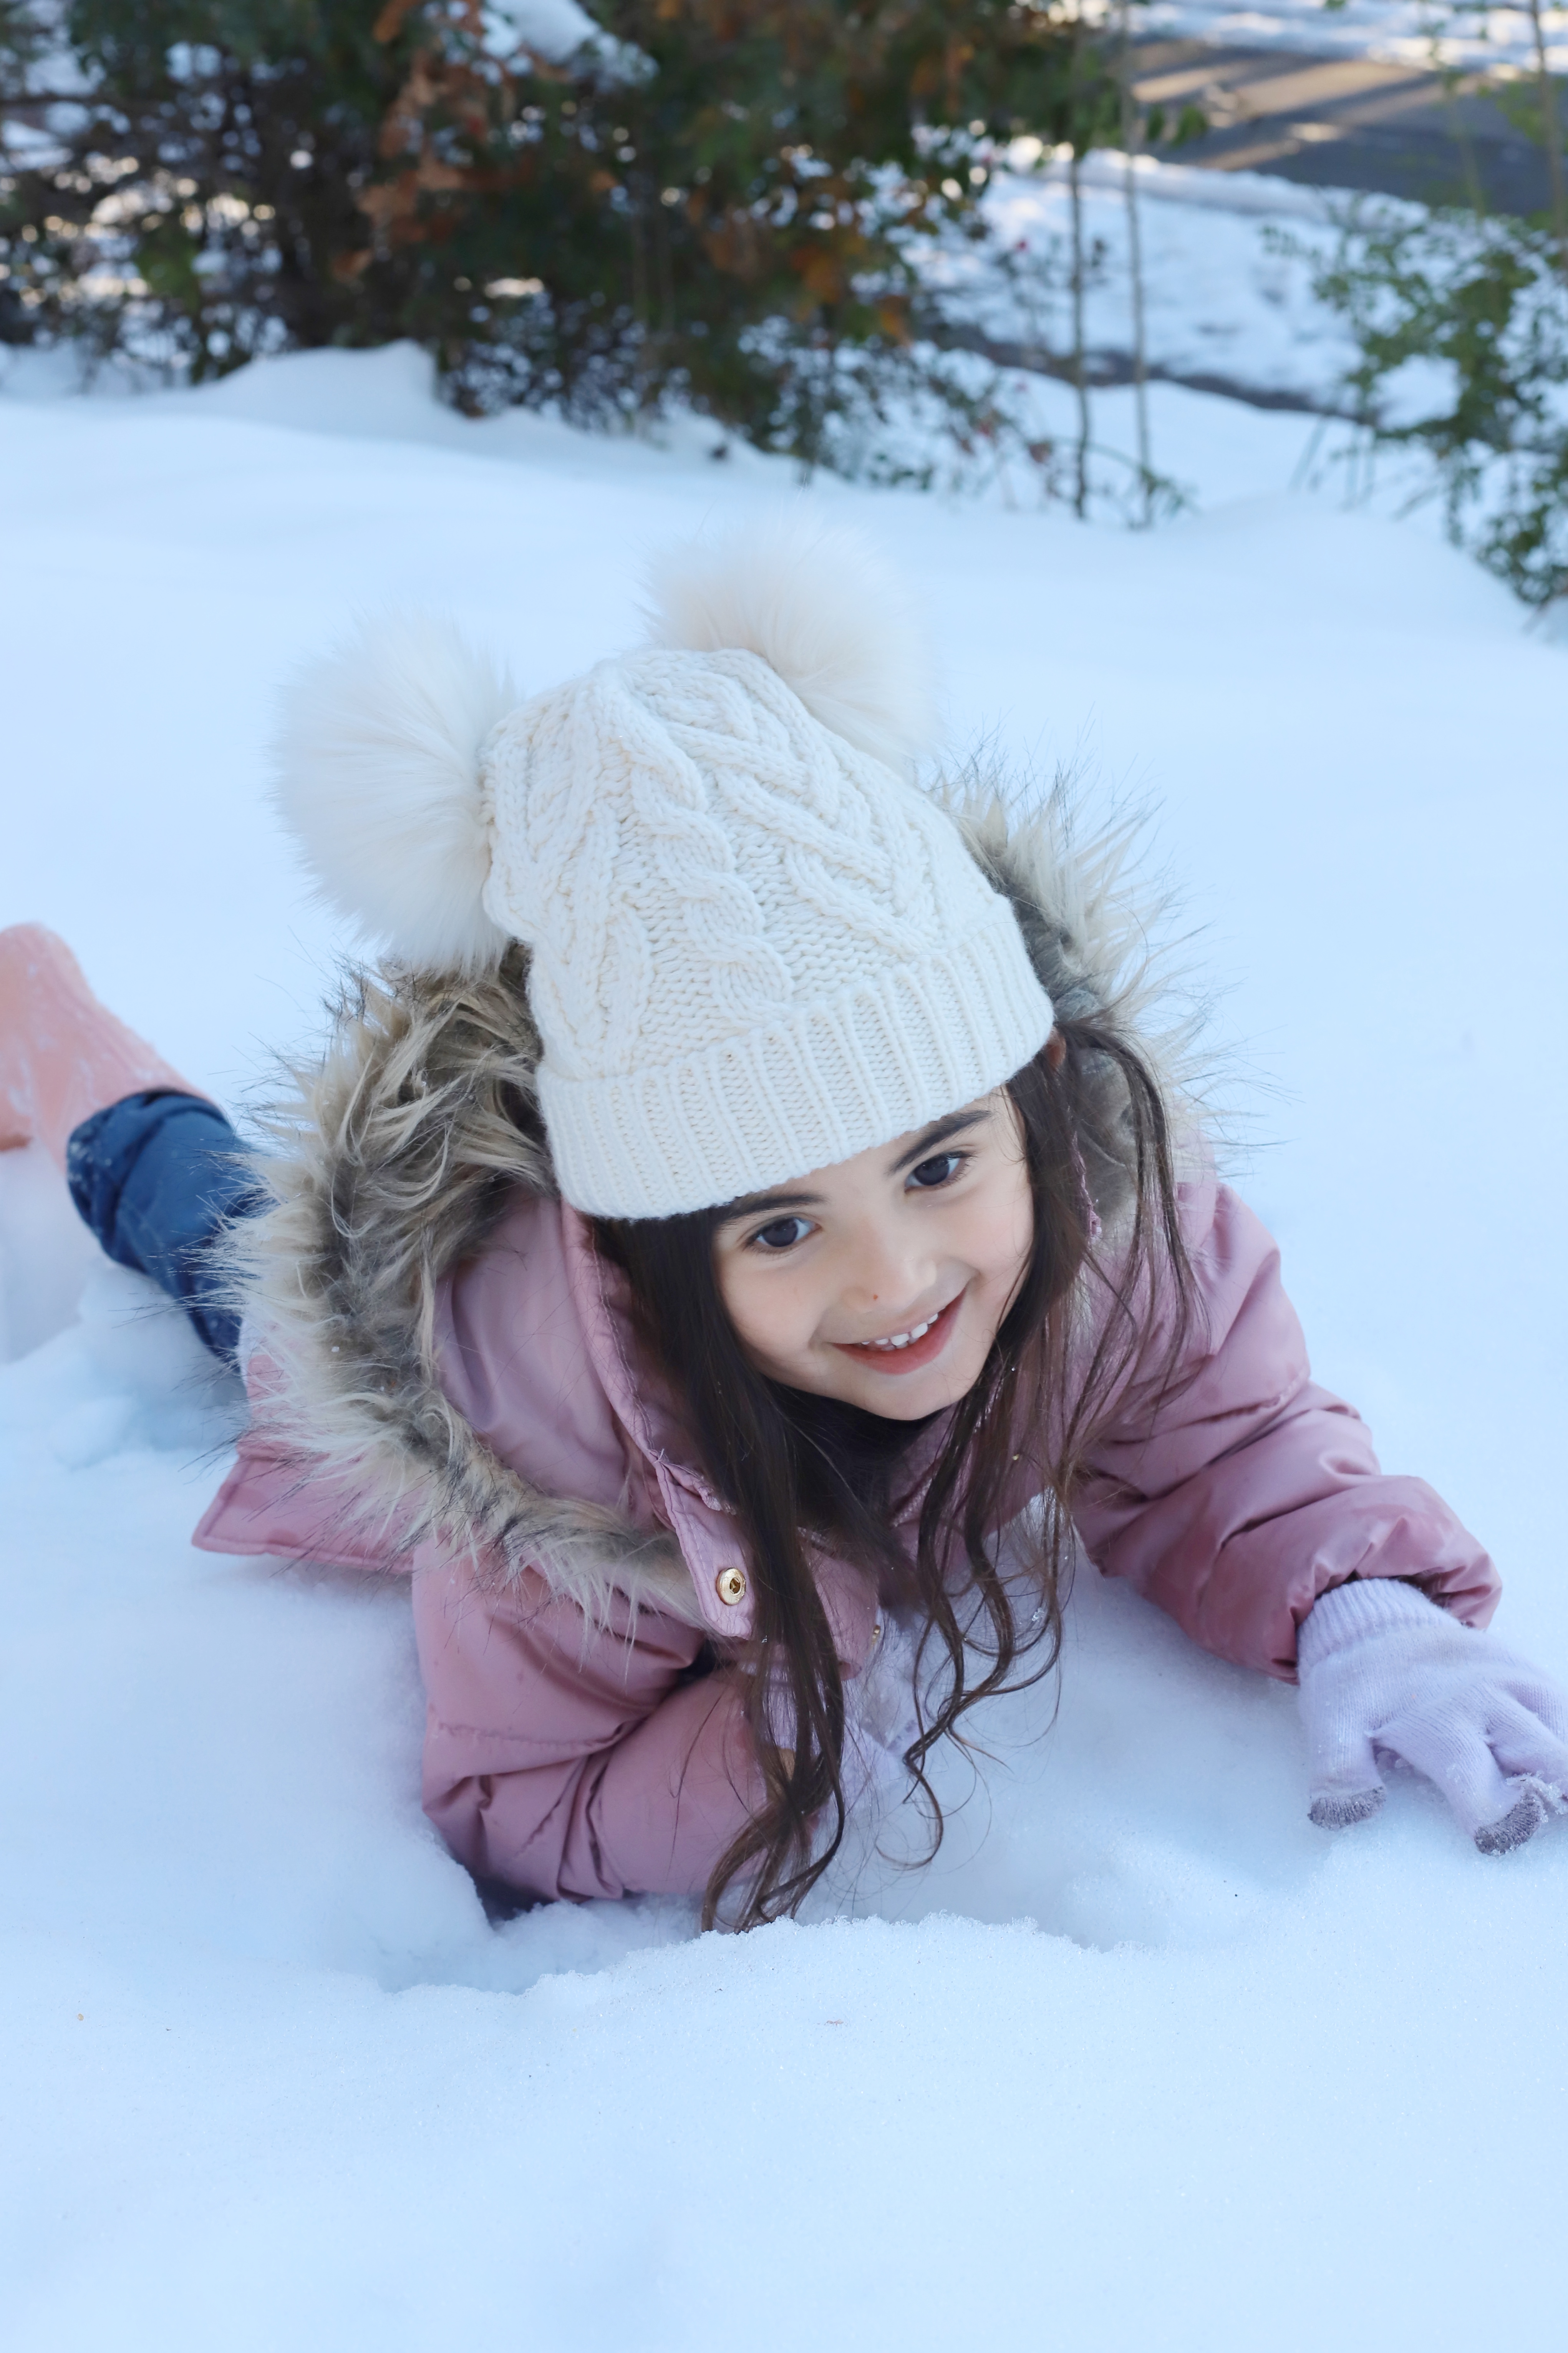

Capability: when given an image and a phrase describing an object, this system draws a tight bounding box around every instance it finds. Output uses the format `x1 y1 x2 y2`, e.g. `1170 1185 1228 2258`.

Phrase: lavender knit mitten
757 1612 923 1815
1298 1578 1568 1855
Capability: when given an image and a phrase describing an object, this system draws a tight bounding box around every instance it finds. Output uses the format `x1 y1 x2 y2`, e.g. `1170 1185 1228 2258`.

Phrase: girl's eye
749 1215 814 1253
908 1151 966 1191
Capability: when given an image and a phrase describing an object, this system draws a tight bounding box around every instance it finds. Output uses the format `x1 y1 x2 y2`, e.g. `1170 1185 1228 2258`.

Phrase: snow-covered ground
3 339 1567 2351
940 149 1358 412
1148 0 1568 70
0 150 1440 494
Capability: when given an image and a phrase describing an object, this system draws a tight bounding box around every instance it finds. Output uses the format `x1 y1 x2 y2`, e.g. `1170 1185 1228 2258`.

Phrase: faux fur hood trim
230 788 1199 1615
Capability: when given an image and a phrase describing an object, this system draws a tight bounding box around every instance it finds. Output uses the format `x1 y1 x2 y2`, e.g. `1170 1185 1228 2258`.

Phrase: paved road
1132 39 1560 214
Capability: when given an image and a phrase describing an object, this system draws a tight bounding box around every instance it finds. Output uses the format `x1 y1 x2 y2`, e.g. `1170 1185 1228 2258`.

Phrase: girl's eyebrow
885 1106 989 1176
716 1185 824 1229
717 1108 992 1231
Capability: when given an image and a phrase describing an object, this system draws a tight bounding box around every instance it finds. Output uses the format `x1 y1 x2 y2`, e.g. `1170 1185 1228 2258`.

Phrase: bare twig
1117 0 1152 523
922 312 1361 420
1068 143 1090 518
1525 0 1568 272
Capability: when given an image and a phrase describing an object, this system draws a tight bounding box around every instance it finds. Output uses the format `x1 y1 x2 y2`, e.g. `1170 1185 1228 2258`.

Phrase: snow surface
0 144 1373 423
3 340 1567 2351
939 149 1357 409
483 0 650 82
1147 0 1568 71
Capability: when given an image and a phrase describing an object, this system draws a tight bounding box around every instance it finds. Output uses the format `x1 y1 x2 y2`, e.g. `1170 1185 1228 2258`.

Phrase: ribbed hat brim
540 902 1054 1220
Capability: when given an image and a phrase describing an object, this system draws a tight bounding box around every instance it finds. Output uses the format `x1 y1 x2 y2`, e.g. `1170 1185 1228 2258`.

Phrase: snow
1147 0 1568 72
941 149 1359 410
485 0 613 59
483 0 651 82
3 330 1567 2350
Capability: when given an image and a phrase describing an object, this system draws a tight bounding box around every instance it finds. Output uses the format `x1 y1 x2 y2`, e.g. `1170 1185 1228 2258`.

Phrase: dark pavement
1132 40 1560 215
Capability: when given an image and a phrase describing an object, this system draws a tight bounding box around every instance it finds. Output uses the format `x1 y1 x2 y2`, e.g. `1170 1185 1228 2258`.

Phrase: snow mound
2 348 1566 2350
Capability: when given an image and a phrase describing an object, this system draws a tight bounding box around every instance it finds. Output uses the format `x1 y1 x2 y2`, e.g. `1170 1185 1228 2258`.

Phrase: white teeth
863 1314 936 1352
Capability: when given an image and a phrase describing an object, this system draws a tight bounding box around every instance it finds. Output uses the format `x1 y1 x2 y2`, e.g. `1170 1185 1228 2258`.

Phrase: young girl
5 523 1565 1928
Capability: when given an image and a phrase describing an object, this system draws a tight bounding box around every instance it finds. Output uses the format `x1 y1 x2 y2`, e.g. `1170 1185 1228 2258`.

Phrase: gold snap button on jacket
715 1565 747 1605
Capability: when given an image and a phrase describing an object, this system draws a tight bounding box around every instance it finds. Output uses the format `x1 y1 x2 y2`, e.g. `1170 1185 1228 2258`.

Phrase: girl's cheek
726 1271 817 1368
950 1198 1019 1290
983 1170 1034 1280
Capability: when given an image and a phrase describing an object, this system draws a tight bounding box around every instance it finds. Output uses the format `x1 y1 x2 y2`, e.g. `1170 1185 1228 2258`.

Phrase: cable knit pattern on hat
273 523 1055 1219
480 642 1053 1216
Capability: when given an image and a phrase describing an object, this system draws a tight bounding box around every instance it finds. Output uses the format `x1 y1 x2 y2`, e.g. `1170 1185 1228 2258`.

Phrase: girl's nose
837 1226 935 1313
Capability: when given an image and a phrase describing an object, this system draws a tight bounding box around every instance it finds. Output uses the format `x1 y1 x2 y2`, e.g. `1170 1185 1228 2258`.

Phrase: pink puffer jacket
194 1170 1498 1905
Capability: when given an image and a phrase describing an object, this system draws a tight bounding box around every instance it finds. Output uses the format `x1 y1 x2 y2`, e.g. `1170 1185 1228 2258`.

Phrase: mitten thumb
1305 1718 1387 1830
1299 1583 1394 1830
1298 1600 1382 1835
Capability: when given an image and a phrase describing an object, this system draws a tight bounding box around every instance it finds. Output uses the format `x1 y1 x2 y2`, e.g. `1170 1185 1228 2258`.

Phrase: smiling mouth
832 1291 963 1373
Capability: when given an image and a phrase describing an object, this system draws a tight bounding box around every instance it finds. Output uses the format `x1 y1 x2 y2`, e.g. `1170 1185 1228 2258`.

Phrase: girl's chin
831 1344 989 1418
846 1382 953 1420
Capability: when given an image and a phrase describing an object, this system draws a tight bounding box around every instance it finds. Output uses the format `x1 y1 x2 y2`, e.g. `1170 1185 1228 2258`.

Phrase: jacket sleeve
412 1551 762 1902
1068 1179 1500 1681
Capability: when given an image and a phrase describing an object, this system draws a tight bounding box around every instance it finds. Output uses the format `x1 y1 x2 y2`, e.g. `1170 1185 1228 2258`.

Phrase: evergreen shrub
1308 205 1568 611
0 0 1122 469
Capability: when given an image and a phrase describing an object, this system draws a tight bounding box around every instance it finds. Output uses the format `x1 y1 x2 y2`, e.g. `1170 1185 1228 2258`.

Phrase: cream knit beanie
273 519 1054 1219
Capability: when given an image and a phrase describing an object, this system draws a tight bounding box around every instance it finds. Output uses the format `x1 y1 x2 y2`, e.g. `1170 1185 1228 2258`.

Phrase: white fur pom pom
272 612 518 973
645 514 938 772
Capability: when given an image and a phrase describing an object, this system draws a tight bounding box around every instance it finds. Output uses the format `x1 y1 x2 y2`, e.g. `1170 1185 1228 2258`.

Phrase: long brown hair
595 1012 1192 1930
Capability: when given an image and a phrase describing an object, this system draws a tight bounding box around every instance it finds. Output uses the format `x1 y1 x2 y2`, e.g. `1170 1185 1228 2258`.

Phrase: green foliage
1140 98 1206 150
2 4 452 370
1294 0 1568 609
1304 204 1568 608
0 0 1131 468
1488 68 1566 163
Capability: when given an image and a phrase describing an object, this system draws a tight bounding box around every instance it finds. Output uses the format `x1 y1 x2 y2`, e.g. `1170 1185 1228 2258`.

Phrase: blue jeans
66 1091 262 1363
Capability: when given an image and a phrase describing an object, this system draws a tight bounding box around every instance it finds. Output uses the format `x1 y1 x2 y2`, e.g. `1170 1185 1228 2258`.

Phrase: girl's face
713 1088 1035 1420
